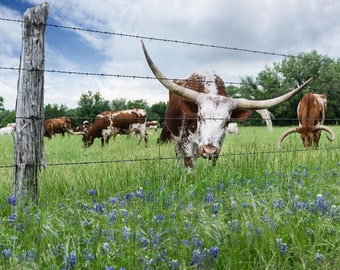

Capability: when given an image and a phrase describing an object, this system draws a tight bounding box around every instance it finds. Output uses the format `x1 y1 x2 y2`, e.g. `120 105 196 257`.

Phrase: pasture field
0 126 340 269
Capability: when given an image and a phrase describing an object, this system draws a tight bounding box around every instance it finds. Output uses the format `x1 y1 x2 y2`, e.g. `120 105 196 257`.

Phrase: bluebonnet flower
315 252 324 262
105 267 114 270
121 209 129 216
208 246 218 258
92 203 105 214
89 189 95 196
206 191 214 203
168 259 179 270
276 238 289 256
212 202 219 215
2 249 12 259
136 187 143 198
84 251 95 261
315 194 327 212
109 197 117 204
69 251 76 268
108 210 117 223
153 214 164 222
192 237 204 249
273 199 282 209
122 226 132 241
9 213 17 223
190 249 206 266
7 195 16 206
125 192 134 200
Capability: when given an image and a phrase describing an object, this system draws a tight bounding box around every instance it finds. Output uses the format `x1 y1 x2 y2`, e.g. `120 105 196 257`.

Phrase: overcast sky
1 0 339 110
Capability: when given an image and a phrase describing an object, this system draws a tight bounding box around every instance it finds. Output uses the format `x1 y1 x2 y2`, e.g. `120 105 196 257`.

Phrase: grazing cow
141 40 311 167
0 126 14 136
71 109 148 147
74 120 91 133
226 123 239 135
278 93 335 148
146 121 158 131
44 117 72 139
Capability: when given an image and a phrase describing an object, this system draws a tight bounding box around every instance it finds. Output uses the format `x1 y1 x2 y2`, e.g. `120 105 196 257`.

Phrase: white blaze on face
196 94 236 151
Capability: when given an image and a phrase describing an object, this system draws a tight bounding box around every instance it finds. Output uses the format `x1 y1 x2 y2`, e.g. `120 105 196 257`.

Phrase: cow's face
299 127 318 148
82 134 93 147
195 94 235 159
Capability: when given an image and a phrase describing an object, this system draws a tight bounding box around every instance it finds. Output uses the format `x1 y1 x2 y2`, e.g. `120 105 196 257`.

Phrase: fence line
0 17 297 58
1 145 339 170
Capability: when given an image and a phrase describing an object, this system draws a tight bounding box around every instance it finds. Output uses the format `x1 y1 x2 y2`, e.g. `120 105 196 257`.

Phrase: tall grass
0 126 339 269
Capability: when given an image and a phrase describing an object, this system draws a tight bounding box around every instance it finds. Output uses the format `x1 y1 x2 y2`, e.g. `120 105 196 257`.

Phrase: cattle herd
0 41 336 168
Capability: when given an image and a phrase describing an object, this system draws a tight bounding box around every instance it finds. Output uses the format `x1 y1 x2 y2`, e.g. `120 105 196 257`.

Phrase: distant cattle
0 126 14 136
141 40 311 167
44 117 72 139
73 120 91 133
226 123 239 135
278 93 335 148
70 109 148 147
146 121 158 131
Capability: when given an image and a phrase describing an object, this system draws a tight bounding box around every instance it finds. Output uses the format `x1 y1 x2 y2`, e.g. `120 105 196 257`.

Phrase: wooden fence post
13 3 49 204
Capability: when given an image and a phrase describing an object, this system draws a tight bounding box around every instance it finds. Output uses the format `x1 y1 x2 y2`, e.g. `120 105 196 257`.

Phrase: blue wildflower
9 213 17 223
92 203 105 214
136 187 143 198
69 251 76 268
153 214 164 222
89 189 95 196
2 249 12 259
84 251 95 261
106 267 114 270
7 195 16 206
315 252 324 262
168 259 179 270
212 202 219 214
315 194 327 212
206 191 214 203
190 249 206 266
208 246 219 258
109 197 117 205
276 238 289 256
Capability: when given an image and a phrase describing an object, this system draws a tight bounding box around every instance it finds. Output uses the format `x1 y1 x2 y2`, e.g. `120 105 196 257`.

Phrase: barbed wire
0 17 297 58
0 145 339 170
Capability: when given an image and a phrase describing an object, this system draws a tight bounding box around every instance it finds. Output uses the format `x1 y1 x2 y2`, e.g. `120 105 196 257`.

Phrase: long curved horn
66 128 85 135
236 78 312 109
315 125 336 141
141 40 198 102
277 127 300 148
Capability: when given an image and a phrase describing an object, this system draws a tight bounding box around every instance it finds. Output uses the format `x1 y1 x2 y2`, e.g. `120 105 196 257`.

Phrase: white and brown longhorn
141 40 312 167
69 109 148 147
277 93 335 148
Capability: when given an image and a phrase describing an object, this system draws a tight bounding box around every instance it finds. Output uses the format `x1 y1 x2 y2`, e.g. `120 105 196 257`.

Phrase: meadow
0 126 339 269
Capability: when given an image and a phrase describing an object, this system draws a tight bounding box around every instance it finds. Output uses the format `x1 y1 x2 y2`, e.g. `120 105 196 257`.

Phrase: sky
0 0 340 110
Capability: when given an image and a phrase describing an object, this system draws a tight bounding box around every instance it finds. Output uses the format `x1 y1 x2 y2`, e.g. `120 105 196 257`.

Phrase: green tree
44 103 68 119
127 99 148 110
76 91 110 122
111 98 128 110
149 101 167 125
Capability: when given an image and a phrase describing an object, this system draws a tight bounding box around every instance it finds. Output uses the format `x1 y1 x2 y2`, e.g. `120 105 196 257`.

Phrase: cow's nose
200 145 219 158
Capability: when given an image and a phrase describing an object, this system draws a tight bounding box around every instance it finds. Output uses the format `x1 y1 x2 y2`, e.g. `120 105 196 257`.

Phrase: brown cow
44 117 72 139
278 93 335 148
141 40 312 167
71 109 148 147
74 121 91 133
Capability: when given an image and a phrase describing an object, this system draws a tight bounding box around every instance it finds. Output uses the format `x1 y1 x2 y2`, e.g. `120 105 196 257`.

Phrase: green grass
0 126 339 269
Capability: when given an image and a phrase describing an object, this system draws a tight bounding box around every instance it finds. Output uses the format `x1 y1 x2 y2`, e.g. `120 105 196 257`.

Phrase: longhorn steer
141 40 311 167
278 93 335 148
226 123 239 135
75 109 148 147
44 117 72 139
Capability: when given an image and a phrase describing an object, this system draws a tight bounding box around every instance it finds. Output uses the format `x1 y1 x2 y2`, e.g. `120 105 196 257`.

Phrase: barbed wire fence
0 16 339 171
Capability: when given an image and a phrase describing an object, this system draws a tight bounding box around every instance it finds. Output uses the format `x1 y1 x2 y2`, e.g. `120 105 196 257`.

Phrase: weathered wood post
13 3 49 204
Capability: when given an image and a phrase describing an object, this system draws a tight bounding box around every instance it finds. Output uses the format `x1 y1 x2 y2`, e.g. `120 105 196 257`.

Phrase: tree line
1 51 340 128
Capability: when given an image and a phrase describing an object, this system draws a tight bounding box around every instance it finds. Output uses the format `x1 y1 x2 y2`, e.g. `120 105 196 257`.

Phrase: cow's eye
197 114 203 122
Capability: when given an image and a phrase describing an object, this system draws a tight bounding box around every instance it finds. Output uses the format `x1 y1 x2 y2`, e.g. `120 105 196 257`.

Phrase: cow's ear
181 99 198 114
231 109 252 122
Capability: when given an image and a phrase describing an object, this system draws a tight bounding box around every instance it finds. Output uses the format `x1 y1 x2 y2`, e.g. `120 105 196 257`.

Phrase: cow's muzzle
199 145 220 159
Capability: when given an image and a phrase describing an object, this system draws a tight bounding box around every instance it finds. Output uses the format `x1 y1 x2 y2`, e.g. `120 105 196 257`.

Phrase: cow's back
298 93 326 126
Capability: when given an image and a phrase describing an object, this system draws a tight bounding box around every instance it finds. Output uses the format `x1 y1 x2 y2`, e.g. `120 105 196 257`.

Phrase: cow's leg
314 130 321 148
101 137 105 147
